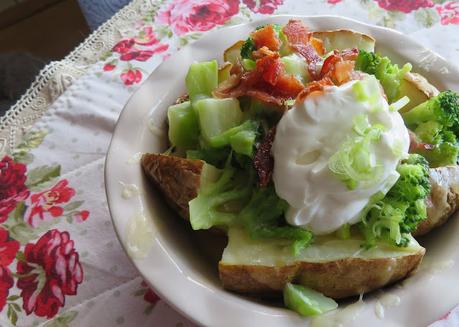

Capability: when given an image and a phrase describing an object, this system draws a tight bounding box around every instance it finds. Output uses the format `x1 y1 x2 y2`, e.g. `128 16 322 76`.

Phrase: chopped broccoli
403 90 459 129
360 154 430 248
189 163 313 255
239 186 313 255
402 91 459 167
241 38 255 59
355 50 412 103
189 163 252 230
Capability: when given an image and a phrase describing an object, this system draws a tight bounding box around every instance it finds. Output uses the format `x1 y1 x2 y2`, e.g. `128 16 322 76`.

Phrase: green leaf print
25 164 61 190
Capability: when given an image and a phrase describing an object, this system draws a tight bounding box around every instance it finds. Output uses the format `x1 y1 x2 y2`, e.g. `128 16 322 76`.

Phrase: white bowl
105 15 459 327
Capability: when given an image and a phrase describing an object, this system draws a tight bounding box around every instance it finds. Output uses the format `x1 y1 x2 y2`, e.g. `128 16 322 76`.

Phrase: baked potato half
219 228 424 299
141 153 459 236
142 154 427 299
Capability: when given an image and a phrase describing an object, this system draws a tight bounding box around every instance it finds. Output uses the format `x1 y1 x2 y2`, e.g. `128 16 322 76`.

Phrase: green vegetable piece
336 224 351 239
242 58 256 71
185 60 218 103
403 90 459 128
283 283 338 317
194 98 243 142
208 120 259 156
328 124 384 190
189 164 251 230
167 101 199 148
281 54 309 83
241 38 255 59
416 142 459 168
360 154 431 248
402 90 459 167
355 50 412 103
239 186 313 255
230 130 257 156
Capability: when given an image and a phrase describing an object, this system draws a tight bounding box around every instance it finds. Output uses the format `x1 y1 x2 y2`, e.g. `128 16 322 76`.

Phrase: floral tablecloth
0 0 459 326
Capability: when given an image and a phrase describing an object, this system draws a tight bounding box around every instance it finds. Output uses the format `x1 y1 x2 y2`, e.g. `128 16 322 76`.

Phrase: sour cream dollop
272 76 410 235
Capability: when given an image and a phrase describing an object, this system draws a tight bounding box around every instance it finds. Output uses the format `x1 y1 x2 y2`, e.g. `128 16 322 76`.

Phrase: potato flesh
219 229 425 298
221 228 423 266
312 30 375 53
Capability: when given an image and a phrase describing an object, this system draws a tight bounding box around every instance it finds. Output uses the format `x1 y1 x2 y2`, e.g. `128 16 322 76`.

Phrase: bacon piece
252 46 277 60
275 74 305 98
341 48 359 61
283 20 322 80
283 19 310 44
334 60 355 84
247 90 284 107
256 55 283 86
254 127 276 187
252 25 281 51
320 49 359 85
212 74 242 98
310 37 325 56
296 77 334 104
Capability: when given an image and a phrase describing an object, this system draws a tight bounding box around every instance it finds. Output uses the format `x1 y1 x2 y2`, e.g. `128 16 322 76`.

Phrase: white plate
105 15 459 327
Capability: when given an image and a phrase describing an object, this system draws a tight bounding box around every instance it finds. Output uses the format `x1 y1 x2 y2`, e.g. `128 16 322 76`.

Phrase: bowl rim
105 14 459 327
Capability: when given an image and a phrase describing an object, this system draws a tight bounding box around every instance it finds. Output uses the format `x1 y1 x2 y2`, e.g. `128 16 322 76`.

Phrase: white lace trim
0 0 159 154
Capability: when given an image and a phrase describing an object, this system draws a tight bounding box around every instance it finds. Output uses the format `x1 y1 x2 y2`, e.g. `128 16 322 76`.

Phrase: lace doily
0 0 159 155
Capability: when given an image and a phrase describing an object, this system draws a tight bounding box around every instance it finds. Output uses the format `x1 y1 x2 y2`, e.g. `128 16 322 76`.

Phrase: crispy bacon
294 43 322 80
310 37 325 56
252 46 277 60
254 127 276 187
282 20 322 80
252 25 281 51
320 49 359 85
274 74 305 98
341 48 359 61
283 19 310 44
247 90 284 107
256 55 283 86
296 77 334 104
212 74 242 98
334 60 355 84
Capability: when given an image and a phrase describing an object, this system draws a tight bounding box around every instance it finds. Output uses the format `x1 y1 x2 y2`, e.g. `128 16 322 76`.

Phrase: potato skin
219 251 425 299
414 166 459 236
141 153 204 220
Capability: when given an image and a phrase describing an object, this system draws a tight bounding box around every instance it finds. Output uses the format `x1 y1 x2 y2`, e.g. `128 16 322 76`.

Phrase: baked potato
141 21 459 314
142 153 459 237
219 228 424 299
142 153 427 299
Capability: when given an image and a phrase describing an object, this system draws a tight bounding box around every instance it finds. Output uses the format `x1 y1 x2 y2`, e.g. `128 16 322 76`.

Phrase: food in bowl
140 20 459 316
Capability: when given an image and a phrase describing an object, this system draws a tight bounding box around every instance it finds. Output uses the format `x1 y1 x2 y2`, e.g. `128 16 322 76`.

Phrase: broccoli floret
355 50 412 103
402 91 459 167
416 142 459 168
403 90 459 129
189 163 253 230
189 164 313 255
240 186 313 255
241 38 255 59
360 154 430 248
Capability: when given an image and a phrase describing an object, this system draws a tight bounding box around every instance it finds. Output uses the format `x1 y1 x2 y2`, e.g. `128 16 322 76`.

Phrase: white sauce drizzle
127 152 143 164
126 211 154 259
119 181 140 199
375 293 401 319
148 118 164 137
